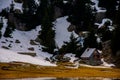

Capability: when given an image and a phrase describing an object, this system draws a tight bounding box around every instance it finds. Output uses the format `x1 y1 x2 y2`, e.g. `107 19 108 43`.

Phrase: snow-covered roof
81 48 96 58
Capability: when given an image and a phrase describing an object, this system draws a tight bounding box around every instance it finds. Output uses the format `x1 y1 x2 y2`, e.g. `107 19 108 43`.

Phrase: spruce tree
10 1 15 13
0 17 3 38
60 33 81 55
67 0 94 32
3 21 15 38
84 32 97 48
38 0 55 53
98 0 117 19
111 26 120 56
22 0 37 15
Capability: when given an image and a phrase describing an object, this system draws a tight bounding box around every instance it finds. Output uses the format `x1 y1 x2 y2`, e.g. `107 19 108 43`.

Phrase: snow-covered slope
0 16 75 66
0 48 56 66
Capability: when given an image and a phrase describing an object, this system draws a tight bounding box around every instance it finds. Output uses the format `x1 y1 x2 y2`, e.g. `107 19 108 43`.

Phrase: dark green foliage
51 0 64 8
0 31 2 38
84 32 97 48
0 19 3 30
35 0 55 25
22 0 38 15
111 26 120 56
0 8 9 18
60 33 81 55
97 21 113 42
0 23 3 38
38 0 55 54
67 0 94 31
3 22 15 38
0 17 3 38
10 1 15 13
98 0 117 19
15 13 37 30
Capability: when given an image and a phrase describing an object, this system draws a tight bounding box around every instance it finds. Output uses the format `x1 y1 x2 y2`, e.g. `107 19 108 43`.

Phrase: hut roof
81 48 96 58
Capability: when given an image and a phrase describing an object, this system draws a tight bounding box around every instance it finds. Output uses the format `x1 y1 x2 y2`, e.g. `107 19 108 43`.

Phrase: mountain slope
0 16 75 66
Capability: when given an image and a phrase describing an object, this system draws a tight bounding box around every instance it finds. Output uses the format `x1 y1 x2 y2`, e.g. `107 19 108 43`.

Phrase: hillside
0 0 120 68
0 15 77 66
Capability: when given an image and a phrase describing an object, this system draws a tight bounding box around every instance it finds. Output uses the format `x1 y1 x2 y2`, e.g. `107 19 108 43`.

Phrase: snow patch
55 17 78 48
91 0 106 12
0 0 23 12
101 58 115 67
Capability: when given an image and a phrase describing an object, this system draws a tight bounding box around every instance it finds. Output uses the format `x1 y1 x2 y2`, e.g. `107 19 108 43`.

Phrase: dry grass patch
0 62 120 79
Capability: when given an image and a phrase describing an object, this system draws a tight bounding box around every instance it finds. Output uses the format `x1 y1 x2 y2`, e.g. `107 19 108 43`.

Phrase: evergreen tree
111 26 120 56
67 0 94 31
0 17 3 38
60 33 81 55
10 1 15 13
22 0 38 15
115 1 120 25
84 32 97 48
38 0 55 53
3 21 15 38
36 0 54 24
98 0 117 19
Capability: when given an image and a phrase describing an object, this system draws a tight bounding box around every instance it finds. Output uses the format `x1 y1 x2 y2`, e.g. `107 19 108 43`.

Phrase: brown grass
0 62 120 79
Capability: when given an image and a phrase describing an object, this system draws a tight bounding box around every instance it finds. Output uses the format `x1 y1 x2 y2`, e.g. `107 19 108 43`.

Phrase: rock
30 40 38 45
18 52 36 57
35 37 41 43
1 46 9 49
14 0 23 3
15 40 20 43
14 9 22 14
67 24 76 32
28 47 34 51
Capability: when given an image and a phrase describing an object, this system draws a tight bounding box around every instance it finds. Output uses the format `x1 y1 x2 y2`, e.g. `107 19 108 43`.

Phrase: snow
14 1 23 12
97 18 115 31
91 0 106 12
0 0 22 12
64 53 78 63
101 58 115 67
0 48 56 66
55 17 78 48
63 1 68 4
98 18 112 28
10 77 57 80
35 0 40 5
0 16 78 66
0 0 11 12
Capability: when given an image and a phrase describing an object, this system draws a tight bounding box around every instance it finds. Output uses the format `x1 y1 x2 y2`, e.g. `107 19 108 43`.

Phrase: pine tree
60 33 81 55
